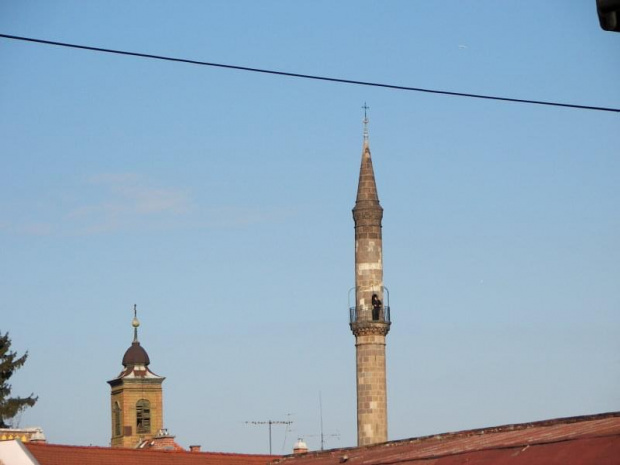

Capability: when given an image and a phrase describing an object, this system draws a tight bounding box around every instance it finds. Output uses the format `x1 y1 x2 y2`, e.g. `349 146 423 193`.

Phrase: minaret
350 105 390 446
108 305 165 448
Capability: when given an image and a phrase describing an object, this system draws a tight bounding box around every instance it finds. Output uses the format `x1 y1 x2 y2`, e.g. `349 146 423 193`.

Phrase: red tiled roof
273 412 620 464
25 442 278 465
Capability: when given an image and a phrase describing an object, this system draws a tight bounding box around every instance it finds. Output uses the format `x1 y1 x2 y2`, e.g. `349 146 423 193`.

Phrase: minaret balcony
348 286 391 326
349 305 391 325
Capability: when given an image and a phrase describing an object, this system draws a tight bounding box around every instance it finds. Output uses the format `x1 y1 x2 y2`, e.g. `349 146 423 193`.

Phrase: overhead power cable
1 33 619 114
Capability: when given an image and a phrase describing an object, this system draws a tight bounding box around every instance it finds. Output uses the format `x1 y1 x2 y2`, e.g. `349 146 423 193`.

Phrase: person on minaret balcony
371 294 382 321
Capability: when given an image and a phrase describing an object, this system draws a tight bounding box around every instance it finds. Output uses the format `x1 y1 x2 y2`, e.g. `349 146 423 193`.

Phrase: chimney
189 445 201 452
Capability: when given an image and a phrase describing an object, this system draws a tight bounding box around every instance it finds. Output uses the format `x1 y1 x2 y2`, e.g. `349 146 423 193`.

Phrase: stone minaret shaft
351 125 390 446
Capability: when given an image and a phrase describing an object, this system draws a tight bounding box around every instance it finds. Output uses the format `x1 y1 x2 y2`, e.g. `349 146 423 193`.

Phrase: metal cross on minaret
362 102 370 141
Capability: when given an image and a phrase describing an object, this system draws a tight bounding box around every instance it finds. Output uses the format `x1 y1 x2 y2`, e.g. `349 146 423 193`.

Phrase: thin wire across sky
1 33 619 114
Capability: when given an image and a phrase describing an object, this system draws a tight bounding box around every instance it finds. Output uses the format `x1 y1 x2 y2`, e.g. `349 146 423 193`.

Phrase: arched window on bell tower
113 402 122 437
136 399 151 434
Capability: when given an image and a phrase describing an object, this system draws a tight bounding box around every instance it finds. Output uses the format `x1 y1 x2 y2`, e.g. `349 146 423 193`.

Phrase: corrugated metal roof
272 412 620 465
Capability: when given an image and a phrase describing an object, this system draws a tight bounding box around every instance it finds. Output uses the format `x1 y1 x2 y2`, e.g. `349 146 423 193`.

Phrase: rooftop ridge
271 411 620 463
25 441 280 457
403 410 620 444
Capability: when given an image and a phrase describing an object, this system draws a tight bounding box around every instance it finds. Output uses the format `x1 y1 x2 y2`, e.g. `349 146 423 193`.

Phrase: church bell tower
350 107 391 446
108 305 165 448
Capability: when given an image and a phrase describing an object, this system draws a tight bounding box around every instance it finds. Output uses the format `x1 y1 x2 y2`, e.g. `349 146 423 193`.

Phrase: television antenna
311 391 340 450
245 419 293 454
305 432 340 451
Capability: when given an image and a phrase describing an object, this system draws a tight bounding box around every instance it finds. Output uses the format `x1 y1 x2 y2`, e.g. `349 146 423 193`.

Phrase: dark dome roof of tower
122 341 150 367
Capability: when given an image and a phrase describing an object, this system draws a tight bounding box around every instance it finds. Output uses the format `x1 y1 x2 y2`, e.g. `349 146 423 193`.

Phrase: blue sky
1 0 619 454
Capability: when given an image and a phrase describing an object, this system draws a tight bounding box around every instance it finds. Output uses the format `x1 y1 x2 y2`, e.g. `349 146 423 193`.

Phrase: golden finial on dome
132 304 140 342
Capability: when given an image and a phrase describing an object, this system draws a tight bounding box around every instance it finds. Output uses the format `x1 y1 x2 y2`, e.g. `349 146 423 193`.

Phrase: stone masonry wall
355 333 388 446
110 380 163 448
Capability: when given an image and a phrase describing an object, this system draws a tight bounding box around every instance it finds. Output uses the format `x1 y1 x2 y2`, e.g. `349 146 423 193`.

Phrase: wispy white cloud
67 173 193 234
18 223 55 236
2 173 295 237
0 221 55 236
203 206 295 228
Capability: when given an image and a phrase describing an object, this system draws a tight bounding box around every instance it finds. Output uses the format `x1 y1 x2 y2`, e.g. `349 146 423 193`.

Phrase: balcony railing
349 305 391 325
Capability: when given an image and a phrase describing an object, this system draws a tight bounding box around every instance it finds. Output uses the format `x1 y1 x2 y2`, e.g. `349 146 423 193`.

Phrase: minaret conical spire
355 104 381 207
